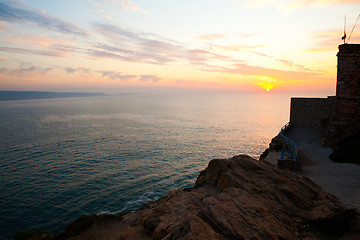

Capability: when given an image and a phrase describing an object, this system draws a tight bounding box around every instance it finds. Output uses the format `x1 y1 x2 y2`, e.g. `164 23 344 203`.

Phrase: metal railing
278 122 299 162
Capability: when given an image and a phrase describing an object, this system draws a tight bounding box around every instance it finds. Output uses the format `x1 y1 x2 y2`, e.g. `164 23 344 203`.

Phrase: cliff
51 155 359 240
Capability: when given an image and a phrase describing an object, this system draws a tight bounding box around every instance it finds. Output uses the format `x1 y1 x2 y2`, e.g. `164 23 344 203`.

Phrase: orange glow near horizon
255 75 279 92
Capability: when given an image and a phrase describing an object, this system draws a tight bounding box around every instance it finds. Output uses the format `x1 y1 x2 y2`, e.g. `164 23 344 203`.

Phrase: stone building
290 44 360 147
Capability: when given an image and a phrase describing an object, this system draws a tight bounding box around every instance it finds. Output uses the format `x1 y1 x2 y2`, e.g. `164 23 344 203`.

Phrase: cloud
91 22 320 83
93 0 148 17
249 50 311 71
139 75 161 83
0 62 161 84
243 0 359 12
198 33 226 40
91 22 185 64
88 48 133 62
0 64 53 77
0 20 7 32
0 1 87 36
4 33 75 48
304 30 355 53
121 0 148 14
99 71 137 81
214 62 321 82
65 67 77 73
212 43 309 71
213 44 266 52
186 49 229 66
281 0 360 10
0 33 81 58
91 22 236 68
0 46 64 57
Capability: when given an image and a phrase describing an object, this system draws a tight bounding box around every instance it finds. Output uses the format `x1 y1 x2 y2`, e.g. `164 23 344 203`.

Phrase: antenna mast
342 15 346 44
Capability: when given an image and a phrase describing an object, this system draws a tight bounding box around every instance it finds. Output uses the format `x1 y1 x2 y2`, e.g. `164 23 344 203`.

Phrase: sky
0 0 359 95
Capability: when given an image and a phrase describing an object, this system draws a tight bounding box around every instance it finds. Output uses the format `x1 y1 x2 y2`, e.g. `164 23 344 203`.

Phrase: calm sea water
0 93 290 238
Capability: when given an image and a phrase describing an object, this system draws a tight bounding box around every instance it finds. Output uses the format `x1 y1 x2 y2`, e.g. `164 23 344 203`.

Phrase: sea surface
0 93 290 238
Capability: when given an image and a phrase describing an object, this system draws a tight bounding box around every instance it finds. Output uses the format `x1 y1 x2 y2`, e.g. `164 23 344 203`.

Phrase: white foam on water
98 191 162 215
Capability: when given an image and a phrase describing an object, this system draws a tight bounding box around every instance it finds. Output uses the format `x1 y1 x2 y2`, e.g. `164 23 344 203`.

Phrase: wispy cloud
139 75 161 83
4 33 72 48
120 0 148 14
243 0 359 12
64 67 91 74
214 62 320 82
99 71 137 81
249 50 311 71
304 30 352 53
0 62 160 84
0 1 87 36
0 20 7 32
281 0 360 11
186 49 229 66
213 44 266 52
90 22 321 83
0 46 64 57
91 22 183 64
198 33 226 40
0 32 81 58
212 43 309 71
0 64 52 77
91 22 237 68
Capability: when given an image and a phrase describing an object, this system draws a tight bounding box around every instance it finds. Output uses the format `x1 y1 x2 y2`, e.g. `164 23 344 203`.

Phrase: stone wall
323 97 360 146
336 44 360 98
290 97 335 131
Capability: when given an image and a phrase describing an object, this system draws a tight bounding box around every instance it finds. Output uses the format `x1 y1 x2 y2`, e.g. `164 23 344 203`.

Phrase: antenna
347 13 360 44
342 15 346 44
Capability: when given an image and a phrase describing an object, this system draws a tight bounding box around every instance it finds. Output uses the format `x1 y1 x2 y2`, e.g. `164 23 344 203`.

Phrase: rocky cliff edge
55 155 359 240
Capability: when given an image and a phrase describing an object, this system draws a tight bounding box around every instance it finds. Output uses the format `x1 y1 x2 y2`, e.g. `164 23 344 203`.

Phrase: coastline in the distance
0 91 107 101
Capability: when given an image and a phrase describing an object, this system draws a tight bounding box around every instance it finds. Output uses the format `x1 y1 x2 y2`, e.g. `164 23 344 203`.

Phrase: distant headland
0 91 107 101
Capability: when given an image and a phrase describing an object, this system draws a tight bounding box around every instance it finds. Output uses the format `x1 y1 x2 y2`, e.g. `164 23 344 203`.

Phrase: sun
255 77 276 93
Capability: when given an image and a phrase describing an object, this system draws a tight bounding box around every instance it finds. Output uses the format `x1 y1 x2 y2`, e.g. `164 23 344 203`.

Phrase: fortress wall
336 44 360 98
336 97 360 138
290 97 335 131
324 97 360 146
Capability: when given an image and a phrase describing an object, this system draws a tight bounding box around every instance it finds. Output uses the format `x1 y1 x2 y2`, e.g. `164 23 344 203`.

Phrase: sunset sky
0 0 359 95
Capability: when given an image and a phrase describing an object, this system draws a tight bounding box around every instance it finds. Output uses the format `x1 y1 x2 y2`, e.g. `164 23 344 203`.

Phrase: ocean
0 92 290 238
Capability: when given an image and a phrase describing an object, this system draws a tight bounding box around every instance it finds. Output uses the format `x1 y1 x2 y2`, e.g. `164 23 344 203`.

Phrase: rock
57 155 358 240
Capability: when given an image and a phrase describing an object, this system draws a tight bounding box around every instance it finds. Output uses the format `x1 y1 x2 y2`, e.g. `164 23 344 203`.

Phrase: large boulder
56 155 358 240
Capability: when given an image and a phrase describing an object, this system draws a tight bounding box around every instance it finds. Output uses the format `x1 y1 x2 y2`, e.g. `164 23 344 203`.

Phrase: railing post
278 122 298 163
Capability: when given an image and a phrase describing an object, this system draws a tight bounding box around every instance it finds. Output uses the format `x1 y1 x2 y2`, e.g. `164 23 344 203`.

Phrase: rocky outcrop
56 155 358 240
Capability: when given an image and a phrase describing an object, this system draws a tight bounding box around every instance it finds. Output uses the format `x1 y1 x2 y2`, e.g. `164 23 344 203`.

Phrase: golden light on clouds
255 75 282 91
